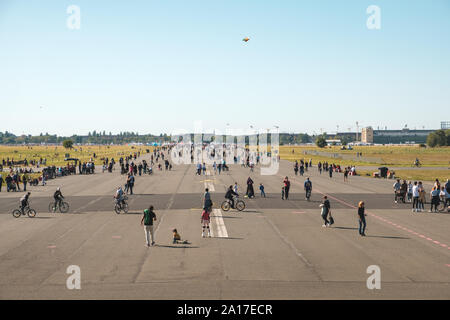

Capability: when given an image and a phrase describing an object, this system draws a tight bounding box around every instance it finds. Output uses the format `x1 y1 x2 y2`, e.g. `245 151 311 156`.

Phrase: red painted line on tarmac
287 178 449 252
112 236 122 239
48 245 57 249
292 211 306 214
446 264 450 267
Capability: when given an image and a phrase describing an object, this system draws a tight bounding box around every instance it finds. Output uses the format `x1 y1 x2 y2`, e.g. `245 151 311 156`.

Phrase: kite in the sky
242 37 250 42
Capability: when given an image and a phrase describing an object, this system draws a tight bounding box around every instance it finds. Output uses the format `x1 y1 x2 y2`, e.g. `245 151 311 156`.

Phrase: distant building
372 128 435 144
441 121 450 130
361 127 374 143
325 139 342 146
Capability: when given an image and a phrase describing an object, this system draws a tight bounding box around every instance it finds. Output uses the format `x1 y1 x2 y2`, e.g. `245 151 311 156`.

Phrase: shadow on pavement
333 226 358 230
366 235 410 240
154 244 199 249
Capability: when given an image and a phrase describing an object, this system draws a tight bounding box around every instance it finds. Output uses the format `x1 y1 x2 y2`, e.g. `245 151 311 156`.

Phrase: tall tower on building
361 127 374 143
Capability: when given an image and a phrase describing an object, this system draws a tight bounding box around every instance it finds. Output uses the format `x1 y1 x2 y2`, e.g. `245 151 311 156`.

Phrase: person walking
0 174 3 192
259 183 266 198
407 181 413 202
320 196 331 227
358 201 367 236
233 182 238 195
412 181 420 212
393 179 401 203
418 182 425 211
201 209 211 238
246 177 255 198
141 206 157 247
343 168 349 181
128 174 135 195
329 166 333 178
429 187 440 212
283 176 290 200
22 173 27 191
202 188 212 212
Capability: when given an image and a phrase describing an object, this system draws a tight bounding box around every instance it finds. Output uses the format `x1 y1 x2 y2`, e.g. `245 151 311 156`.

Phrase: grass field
280 145 449 182
356 169 449 183
280 145 450 167
0 145 153 168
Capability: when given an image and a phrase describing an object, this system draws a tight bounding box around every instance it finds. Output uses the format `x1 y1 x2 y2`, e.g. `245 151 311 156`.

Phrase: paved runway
0 153 449 299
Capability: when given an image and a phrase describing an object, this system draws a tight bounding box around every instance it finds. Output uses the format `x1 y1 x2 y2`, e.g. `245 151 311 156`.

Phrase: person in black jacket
225 185 238 209
320 196 331 227
0 175 3 192
358 201 366 236
246 177 255 198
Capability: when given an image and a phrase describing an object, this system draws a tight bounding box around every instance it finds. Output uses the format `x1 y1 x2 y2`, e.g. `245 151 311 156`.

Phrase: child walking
201 209 211 238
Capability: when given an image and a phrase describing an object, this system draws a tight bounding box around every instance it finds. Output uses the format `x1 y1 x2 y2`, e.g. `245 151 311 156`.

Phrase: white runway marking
212 209 228 238
204 181 215 192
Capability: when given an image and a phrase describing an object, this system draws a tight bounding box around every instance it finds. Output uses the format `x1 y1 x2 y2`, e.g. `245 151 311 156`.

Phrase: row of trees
426 129 450 147
0 131 171 145
0 131 314 146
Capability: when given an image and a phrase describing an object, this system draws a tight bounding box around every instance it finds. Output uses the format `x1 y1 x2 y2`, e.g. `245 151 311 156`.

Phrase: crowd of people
4 145 449 247
393 178 450 212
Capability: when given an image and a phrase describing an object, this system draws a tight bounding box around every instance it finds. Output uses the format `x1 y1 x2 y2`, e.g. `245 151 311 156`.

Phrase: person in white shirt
439 187 450 211
412 181 420 212
393 179 401 203
407 181 413 202
233 182 238 195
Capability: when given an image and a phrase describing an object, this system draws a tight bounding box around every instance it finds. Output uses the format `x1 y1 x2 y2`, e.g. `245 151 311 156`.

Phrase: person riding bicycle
20 192 31 214
225 185 238 209
304 177 312 199
114 186 125 206
414 158 420 167
53 187 64 209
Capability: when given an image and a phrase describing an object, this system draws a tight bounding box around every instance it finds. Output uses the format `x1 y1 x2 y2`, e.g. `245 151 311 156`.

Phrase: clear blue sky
1 0 449 136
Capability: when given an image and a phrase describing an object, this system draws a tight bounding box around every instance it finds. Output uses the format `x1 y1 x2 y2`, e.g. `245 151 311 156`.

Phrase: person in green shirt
141 206 157 247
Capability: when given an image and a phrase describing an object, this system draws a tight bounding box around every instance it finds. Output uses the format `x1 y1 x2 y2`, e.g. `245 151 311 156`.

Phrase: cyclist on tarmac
114 186 125 206
54 187 64 209
225 185 238 209
304 177 312 199
20 192 31 214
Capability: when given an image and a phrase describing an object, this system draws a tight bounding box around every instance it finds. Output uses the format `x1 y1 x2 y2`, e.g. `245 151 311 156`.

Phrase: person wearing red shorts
201 209 211 238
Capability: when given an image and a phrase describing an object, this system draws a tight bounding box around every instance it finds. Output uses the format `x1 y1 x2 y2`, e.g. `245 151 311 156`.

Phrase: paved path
0 153 449 299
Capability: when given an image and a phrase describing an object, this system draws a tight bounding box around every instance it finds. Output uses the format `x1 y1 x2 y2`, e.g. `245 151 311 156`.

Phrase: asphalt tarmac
0 153 448 299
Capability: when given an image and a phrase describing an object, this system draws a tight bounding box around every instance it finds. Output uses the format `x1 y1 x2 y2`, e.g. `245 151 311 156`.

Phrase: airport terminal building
362 127 436 144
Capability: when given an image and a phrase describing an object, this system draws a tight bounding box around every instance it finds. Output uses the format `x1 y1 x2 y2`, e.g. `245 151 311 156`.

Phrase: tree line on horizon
0 131 313 146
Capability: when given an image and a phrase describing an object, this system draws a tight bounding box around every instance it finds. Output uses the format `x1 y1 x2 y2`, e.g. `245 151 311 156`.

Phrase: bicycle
48 200 70 213
114 196 129 214
12 204 36 218
221 196 245 212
